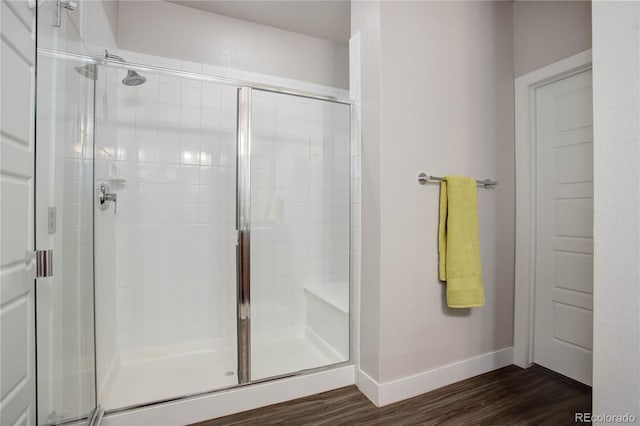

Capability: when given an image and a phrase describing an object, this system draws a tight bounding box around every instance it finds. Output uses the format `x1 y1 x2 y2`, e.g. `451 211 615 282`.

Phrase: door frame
514 49 592 368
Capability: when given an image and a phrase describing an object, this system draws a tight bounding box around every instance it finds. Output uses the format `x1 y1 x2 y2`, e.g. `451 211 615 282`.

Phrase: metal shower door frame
236 87 252 384
234 86 355 386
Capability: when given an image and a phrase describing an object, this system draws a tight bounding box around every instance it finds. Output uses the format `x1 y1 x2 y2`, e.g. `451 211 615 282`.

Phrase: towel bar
417 172 498 189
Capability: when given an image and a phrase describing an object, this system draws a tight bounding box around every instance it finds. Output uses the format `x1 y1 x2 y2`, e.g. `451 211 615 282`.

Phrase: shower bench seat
304 282 349 360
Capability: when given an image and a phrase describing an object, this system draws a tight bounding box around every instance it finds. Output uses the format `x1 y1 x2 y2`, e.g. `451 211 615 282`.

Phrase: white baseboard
356 369 380 405
102 365 355 426
357 347 514 407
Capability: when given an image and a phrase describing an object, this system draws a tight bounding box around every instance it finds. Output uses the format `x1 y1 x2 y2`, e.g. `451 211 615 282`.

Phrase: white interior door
533 68 593 385
0 0 36 424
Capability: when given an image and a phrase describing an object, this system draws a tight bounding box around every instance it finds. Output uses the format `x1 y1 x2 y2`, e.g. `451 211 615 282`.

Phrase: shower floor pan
100 328 342 411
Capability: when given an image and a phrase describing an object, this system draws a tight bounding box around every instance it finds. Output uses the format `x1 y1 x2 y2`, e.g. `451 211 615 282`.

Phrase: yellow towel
438 176 485 308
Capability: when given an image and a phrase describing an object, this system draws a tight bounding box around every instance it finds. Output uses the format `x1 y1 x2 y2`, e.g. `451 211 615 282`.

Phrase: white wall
68 0 119 55
117 1 349 89
513 0 592 77
350 0 382 383
348 30 362 381
592 0 640 419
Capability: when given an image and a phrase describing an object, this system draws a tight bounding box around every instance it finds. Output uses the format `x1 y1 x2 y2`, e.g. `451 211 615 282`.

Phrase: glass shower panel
250 90 350 381
35 2 97 424
92 64 239 410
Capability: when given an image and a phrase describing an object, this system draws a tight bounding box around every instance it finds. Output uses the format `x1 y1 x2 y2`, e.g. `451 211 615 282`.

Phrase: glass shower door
91 61 240 410
35 2 98 424
248 90 351 381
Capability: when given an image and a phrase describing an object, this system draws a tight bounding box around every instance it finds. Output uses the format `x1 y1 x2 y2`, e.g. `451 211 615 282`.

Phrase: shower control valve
99 183 118 214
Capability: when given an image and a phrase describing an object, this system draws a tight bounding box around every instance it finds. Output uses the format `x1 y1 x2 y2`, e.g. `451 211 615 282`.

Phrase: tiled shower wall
97 49 351 355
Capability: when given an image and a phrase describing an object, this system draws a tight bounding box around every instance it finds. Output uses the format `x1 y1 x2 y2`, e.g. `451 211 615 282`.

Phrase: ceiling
165 1 350 44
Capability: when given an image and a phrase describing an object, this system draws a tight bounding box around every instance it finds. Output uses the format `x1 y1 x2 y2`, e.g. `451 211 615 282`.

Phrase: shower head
104 50 146 87
122 70 146 86
75 64 97 81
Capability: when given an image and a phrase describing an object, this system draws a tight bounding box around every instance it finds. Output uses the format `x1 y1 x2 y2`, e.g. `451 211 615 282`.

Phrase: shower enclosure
34 3 351 424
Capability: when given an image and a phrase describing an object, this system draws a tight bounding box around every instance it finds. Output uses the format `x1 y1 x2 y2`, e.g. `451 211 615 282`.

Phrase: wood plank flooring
193 365 591 426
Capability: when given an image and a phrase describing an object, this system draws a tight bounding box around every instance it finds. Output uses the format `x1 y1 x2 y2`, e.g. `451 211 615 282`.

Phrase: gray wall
117 1 349 89
353 0 515 386
377 0 515 383
514 1 592 76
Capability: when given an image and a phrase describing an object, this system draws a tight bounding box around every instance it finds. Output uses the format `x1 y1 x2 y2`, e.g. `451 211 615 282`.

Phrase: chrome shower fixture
105 50 147 86
122 70 146 87
74 63 97 81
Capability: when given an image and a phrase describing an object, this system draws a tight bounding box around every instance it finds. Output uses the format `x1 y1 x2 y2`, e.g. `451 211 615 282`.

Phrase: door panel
534 69 593 385
248 90 351 381
555 252 593 293
0 1 36 425
34 1 98 423
555 199 593 237
554 304 593 350
92 66 239 410
555 144 593 183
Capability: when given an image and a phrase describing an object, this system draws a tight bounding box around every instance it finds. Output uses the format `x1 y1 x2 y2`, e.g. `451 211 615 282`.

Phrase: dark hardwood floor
193 365 591 426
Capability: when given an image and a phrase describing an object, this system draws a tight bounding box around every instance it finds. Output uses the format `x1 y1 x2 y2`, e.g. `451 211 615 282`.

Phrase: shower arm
105 50 126 63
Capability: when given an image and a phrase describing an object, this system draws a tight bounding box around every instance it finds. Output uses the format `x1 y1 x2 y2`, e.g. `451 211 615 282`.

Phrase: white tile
158 103 180 126
135 183 160 204
159 83 181 104
158 142 179 164
181 85 202 107
179 145 200 166
217 167 235 187
134 205 158 225
177 184 200 204
178 165 200 184
157 164 179 183
199 185 217 205
218 136 236 167
202 85 221 109
201 107 221 131
138 81 160 102
136 100 159 125
135 163 157 182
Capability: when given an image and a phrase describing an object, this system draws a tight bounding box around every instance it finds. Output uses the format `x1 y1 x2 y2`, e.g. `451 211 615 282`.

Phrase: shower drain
225 371 235 376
